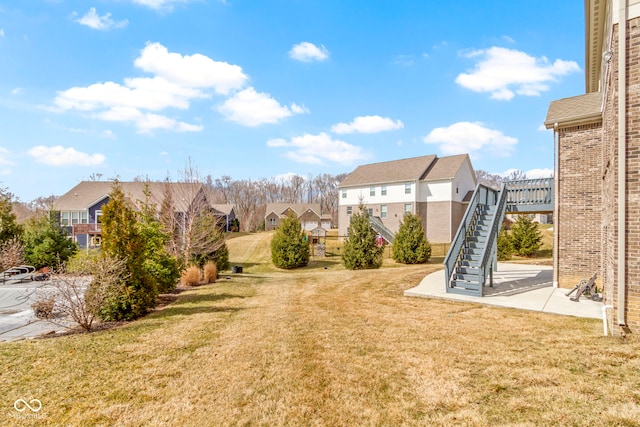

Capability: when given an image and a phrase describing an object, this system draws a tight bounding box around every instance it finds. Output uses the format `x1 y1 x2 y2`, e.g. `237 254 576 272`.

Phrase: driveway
0 279 62 342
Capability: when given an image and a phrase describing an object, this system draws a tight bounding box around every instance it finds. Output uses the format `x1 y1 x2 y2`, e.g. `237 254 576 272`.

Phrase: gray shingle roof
265 203 321 217
54 181 205 212
338 154 470 187
338 155 436 187
544 92 602 128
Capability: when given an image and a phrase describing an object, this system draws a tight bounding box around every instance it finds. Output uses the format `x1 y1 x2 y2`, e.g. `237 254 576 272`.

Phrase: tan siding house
338 154 476 243
264 203 330 231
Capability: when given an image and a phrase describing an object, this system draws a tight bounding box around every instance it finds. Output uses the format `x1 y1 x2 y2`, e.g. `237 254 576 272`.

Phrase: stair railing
444 184 497 287
477 182 508 289
369 215 395 243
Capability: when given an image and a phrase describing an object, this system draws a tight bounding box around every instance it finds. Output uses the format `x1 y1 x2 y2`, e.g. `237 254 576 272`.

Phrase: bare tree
0 237 24 271
34 255 129 331
475 170 504 189
159 162 227 264
506 170 527 181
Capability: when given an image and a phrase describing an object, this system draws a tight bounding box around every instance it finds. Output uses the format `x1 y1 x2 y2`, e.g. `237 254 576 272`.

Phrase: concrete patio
405 263 604 319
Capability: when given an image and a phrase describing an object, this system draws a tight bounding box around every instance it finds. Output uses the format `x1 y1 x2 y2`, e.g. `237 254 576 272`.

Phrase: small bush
392 213 431 264
203 262 217 284
32 296 55 319
510 215 542 257
270 214 310 269
342 207 384 270
497 229 513 261
181 266 201 286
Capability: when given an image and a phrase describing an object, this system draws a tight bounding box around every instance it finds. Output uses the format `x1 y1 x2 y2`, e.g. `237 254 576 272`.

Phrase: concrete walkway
0 280 64 342
405 263 603 319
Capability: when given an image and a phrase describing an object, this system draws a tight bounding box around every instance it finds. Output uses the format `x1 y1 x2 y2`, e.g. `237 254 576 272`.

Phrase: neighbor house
264 203 331 231
338 154 476 243
54 181 235 248
544 0 640 333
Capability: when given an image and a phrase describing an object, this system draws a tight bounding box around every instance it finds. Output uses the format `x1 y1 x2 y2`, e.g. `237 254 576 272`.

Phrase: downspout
617 0 627 326
553 123 559 288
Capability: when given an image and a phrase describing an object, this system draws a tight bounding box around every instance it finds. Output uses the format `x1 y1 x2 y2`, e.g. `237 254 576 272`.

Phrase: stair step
459 260 481 268
450 280 481 291
454 273 481 282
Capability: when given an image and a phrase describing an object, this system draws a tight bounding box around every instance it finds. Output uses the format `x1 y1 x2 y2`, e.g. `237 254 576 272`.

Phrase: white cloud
131 0 192 12
504 168 554 179
266 132 368 165
219 87 307 126
455 47 580 100
331 115 404 134
0 29 4 37
76 8 128 30
10 88 21 95
289 42 330 62
134 42 247 94
393 54 415 66
27 145 106 166
423 121 517 157
0 147 13 166
502 35 516 44
54 42 244 133
96 107 202 133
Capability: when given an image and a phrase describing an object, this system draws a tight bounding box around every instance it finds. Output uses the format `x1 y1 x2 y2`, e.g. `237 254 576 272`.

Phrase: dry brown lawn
1 232 640 426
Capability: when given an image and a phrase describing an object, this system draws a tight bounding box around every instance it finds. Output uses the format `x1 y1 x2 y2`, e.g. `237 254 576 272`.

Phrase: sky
0 1 585 201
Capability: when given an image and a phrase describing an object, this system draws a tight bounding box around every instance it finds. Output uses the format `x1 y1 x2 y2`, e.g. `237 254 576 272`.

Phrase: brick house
264 203 332 231
54 181 236 247
337 154 476 243
544 0 640 333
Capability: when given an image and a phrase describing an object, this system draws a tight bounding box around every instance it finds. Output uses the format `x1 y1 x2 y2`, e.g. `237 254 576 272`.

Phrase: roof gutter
617 0 627 326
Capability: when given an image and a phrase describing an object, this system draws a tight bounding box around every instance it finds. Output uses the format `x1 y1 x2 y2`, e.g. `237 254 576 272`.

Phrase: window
405 182 411 194
341 189 347 198
269 218 276 226
405 204 412 215
61 212 69 226
80 211 88 224
96 210 102 223
381 205 387 219
370 186 375 196
367 208 373 216
347 206 353 215
71 211 79 225
381 185 387 196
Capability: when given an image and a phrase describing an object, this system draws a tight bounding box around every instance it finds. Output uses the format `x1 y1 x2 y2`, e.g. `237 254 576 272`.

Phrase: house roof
544 92 603 128
585 0 605 93
338 154 470 187
54 181 205 212
339 155 436 187
210 204 234 215
265 203 321 217
424 154 471 181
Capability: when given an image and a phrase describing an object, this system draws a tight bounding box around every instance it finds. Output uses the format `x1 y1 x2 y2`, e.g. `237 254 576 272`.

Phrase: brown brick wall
601 17 640 332
556 122 603 289
626 17 640 330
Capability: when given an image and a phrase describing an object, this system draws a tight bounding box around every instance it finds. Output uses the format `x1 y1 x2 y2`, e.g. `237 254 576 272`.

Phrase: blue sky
0 1 585 201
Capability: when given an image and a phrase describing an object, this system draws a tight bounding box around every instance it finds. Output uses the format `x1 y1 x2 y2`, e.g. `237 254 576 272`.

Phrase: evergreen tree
392 213 431 264
0 188 22 244
22 213 77 270
510 214 542 257
136 193 181 294
497 228 513 261
270 213 310 269
100 182 157 320
342 207 384 270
